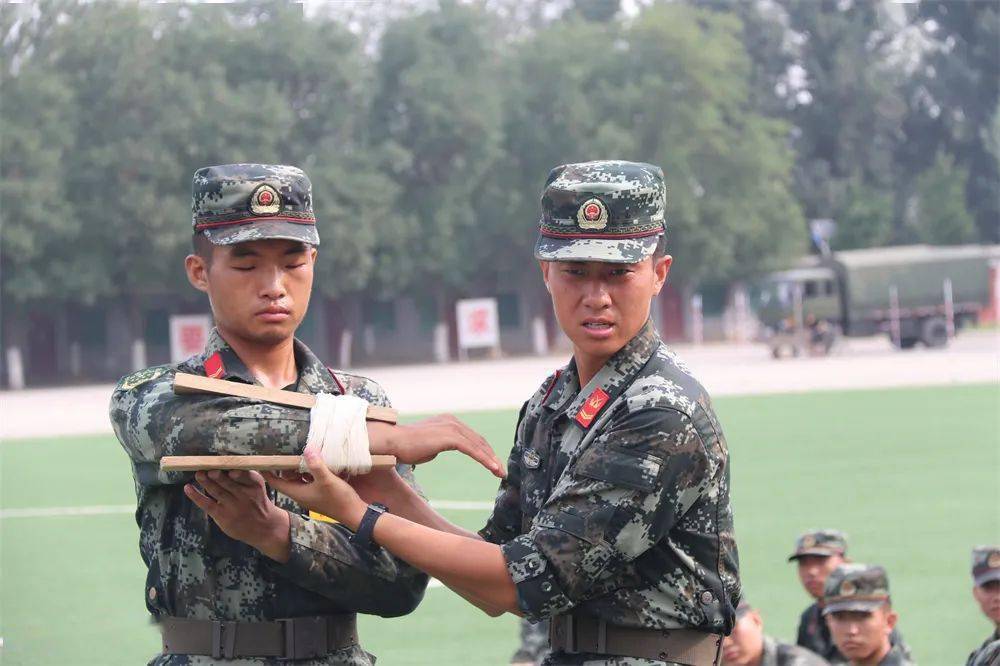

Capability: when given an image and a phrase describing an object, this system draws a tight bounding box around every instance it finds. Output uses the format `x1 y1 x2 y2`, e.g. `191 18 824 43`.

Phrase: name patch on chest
575 387 610 429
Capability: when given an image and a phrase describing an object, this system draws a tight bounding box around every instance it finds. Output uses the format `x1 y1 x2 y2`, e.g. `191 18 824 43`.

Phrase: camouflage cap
534 160 666 264
788 529 848 561
821 563 891 615
192 164 319 246
972 545 1000 587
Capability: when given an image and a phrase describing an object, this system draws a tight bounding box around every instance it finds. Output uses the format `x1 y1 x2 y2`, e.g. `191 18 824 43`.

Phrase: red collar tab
575 387 610 429
542 370 562 405
204 352 225 379
326 367 346 394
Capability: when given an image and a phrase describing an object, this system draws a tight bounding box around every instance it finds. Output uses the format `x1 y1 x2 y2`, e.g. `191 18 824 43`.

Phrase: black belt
549 614 722 665
160 614 358 660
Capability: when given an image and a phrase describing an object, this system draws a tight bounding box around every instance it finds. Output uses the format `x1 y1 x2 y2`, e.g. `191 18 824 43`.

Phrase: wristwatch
352 503 388 549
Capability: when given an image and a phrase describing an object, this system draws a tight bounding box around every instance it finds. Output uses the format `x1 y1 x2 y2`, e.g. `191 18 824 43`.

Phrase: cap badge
802 535 816 548
840 580 857 596
988 552 1000 569
577 198 608 230
250 184 281 215
575 387 610 429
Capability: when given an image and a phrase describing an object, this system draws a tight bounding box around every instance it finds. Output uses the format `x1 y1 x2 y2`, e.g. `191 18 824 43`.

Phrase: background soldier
789 530 909 661
266 160 741 665
110 163 501 664
822 564 912 666
790 529 850 657
722 600 828 666
967 545 1000 666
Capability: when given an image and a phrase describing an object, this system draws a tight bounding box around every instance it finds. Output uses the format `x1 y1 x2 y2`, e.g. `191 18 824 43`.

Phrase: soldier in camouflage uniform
511 618 551 666
821 565 912 666
722 600 828 666
788 530 909 663
267 160 741 666
967 546 1000 666
111 163 501 664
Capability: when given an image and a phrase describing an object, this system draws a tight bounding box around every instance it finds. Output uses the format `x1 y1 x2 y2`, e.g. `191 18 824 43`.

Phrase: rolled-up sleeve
501 407 714 620
110 372 313 487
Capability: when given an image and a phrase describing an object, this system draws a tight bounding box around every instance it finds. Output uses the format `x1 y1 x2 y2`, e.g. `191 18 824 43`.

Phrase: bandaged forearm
303 393 372 475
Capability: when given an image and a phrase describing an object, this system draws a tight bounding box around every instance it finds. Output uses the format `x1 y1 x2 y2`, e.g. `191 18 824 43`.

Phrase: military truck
754 244 998 356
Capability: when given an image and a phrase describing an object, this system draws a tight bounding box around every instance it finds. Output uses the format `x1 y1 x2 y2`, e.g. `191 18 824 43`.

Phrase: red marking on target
469 308 490 334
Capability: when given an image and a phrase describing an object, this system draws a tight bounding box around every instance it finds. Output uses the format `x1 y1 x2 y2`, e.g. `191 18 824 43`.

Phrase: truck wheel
921 317 949 348
891 335 919 350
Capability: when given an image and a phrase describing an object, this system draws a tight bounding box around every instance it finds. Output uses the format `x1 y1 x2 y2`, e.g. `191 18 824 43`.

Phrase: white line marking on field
1 500 493 520
0 504 135 519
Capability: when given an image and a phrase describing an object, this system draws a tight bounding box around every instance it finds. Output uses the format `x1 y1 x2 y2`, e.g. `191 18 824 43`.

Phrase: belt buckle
281 617 328 660
211 621 237 660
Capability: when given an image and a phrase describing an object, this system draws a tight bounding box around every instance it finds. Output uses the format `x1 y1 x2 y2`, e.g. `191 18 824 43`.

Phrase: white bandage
302 393 372 475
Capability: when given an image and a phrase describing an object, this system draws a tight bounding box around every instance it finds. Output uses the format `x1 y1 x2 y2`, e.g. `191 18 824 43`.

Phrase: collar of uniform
198 329 341 395
199 329 256 384
543 362 581 413
293 338 342 395
563 318 661 423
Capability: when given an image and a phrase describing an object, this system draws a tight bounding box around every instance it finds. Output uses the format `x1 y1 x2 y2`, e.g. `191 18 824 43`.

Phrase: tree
369 1 504 301
910 152 977 245
910 0 1000 242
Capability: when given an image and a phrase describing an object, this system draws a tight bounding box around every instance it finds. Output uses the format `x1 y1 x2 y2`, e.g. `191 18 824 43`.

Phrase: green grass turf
1 383 997 664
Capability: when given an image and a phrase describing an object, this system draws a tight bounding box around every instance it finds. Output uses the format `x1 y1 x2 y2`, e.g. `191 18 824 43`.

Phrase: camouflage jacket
480 320 740 664
109 330 428 665
873 644 914 666
761 636 830 666
967 629 1000 666
797 602 910 663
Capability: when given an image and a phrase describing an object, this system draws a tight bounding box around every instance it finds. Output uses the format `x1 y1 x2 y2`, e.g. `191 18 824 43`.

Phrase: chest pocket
573 443 663 494
214 403 310 455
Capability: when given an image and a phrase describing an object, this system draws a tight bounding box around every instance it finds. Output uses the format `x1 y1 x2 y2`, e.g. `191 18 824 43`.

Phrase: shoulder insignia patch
120 366 167 391
204 353 225 379
575 387 610 429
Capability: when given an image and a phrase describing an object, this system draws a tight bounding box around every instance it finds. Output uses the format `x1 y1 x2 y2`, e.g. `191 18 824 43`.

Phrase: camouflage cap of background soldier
821 563 891 615
972 545 1000 587
534 160 666 264
788 529 848 561
192 164 320 246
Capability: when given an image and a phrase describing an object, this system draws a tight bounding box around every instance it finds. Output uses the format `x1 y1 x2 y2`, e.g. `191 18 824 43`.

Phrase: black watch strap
352 503 387 549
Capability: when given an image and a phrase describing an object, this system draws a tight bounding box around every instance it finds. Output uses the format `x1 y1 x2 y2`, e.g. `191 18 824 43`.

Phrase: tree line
2 0 997 357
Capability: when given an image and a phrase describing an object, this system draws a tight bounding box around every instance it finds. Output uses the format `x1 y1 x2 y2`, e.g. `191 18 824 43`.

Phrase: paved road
2 330 996 440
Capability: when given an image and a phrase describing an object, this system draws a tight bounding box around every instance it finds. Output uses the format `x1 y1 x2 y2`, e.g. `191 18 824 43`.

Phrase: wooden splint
160 373 398 472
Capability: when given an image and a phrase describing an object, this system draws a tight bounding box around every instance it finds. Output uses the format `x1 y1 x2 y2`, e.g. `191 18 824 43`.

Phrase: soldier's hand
263 450 367 528
370 416 505 478
184 470 291 563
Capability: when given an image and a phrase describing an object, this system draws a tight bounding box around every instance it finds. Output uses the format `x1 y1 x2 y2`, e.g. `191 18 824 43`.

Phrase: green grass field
1 384 997 665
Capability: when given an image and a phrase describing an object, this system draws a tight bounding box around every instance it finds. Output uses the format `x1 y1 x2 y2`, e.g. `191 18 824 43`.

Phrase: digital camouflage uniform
789 531 908 663
512 618 551 665
110 331 428 665
759 636 829 666
482 160 740 666
821 565 913 666
967 546 1000 666
109 164 427 665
